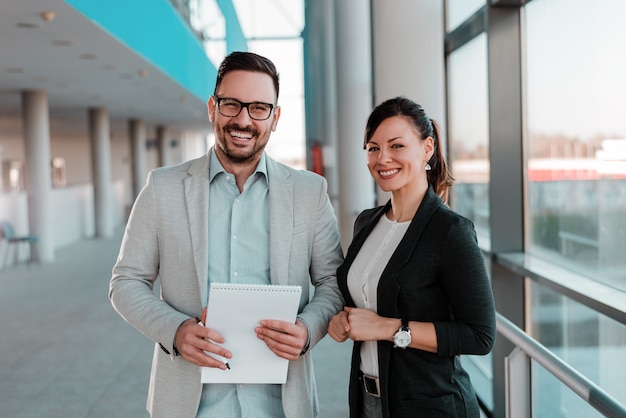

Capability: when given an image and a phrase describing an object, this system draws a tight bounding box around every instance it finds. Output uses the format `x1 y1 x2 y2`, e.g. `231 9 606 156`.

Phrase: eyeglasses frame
213 96 275 121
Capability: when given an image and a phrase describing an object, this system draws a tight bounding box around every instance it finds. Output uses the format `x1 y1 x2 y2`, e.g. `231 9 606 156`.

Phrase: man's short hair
214 51 280 100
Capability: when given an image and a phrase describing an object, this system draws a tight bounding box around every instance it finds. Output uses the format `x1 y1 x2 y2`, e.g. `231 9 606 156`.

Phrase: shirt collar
209 147 268 182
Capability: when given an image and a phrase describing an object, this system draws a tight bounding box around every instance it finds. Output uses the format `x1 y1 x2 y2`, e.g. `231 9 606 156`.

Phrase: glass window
446 0 484 32
525 0 626 291
447 32 490 249
528 281 626 415
448 33 492 406
532 362 606 418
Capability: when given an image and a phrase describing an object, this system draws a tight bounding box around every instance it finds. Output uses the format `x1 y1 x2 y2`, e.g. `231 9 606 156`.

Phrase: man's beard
216 123 268 164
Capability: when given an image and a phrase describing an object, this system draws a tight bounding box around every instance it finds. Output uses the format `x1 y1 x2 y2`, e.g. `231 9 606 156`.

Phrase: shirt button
233 234 238 239
233 271 239 277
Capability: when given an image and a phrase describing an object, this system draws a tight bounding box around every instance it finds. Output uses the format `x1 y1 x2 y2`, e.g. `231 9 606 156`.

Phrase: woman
328 96 496 418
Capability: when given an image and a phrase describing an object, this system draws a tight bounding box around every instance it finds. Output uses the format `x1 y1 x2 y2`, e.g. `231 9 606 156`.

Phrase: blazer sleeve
433 216 496 356
296 176 345 348
109 169 191 357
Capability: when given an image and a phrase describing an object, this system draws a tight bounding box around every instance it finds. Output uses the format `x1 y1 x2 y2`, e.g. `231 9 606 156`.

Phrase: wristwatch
393 319 411 348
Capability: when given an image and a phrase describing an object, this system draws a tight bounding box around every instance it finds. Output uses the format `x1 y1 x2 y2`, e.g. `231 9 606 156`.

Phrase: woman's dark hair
364 96 454 202
213 51 280 100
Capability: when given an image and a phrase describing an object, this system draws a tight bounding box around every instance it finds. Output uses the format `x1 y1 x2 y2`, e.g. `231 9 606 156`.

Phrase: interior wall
0 114 24 161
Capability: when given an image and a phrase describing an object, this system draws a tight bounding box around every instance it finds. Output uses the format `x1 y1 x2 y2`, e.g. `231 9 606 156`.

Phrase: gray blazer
110 150 344 418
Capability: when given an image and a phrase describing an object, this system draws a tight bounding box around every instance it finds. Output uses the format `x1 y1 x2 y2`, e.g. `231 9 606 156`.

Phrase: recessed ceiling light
17 22 40 29
41 11 56 22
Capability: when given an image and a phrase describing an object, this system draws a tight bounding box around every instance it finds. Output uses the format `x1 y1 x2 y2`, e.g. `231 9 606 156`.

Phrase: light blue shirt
197 149 284 418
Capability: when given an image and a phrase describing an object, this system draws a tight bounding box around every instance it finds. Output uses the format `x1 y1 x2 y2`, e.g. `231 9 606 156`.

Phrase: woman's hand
344 306 396 342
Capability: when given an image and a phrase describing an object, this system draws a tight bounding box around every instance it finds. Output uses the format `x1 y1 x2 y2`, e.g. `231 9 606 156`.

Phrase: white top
347 214 410 377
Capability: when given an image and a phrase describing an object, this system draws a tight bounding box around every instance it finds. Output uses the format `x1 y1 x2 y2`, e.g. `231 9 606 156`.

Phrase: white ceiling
0 0 211 131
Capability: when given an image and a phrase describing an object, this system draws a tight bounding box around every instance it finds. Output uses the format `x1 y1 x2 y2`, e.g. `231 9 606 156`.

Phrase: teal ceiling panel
65 0 217 101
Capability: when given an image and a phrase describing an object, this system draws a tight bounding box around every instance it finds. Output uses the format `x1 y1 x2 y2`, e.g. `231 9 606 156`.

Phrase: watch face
394 330 411 348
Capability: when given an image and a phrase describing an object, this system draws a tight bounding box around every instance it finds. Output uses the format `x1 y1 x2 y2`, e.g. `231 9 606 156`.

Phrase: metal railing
497 313 626 418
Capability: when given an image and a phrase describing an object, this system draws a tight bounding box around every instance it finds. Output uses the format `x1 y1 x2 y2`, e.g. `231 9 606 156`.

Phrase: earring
425 163 432 171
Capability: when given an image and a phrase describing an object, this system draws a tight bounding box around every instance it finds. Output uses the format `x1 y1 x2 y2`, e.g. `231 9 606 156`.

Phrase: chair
0 221 38 269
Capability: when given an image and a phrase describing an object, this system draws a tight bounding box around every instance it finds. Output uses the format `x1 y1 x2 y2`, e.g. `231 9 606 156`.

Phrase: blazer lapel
384 187 442 272
184 155 211 305
340 205 386 270
377 187 442 316
267 158 293 286
337 204 387 307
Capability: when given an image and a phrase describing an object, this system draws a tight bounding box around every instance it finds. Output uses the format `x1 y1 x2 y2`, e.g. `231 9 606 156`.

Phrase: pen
197 320 230 369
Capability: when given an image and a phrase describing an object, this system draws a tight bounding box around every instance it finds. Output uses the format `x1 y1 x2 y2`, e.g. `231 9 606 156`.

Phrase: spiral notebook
201 283 302 384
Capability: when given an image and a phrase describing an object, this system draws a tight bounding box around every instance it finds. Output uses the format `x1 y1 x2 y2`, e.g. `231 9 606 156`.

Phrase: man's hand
255 318 308 360
328 309 350 342
173 307 232 369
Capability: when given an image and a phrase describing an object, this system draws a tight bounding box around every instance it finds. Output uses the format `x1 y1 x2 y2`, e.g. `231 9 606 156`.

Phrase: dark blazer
337 187 496 418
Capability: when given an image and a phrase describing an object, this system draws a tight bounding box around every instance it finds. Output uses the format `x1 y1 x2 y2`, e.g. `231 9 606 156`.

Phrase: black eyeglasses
214 96 274 121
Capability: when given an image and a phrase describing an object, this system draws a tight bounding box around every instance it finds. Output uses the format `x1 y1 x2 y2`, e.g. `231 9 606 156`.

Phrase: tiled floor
0 230 351 418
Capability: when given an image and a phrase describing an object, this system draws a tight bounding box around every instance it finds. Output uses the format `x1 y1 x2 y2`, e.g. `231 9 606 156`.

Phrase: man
109 51 344 418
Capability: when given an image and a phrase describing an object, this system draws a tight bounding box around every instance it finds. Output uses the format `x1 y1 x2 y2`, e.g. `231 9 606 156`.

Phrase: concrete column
129 118 147 198
156 125 170 167
371 0 446 205
89 107 113 238
22 90 54 263
303 0 324 164
321 0 340 214
372 0 446 117
335 0 375 250
304 0 340 215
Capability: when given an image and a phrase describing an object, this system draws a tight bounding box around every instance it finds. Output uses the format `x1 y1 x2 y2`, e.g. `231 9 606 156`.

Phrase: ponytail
427 119 454 202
